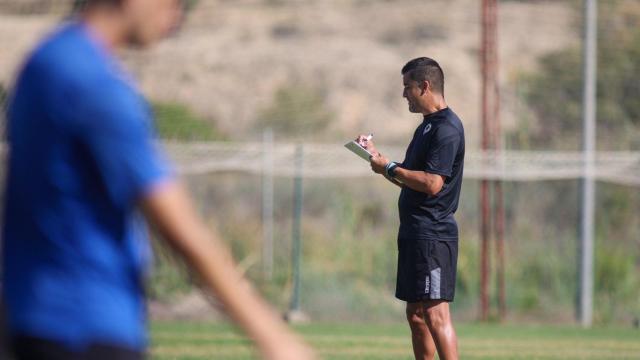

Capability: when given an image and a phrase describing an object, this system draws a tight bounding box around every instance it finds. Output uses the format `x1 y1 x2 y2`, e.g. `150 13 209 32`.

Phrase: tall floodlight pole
484 0 506 321
480 0 498 322
579 0 597 328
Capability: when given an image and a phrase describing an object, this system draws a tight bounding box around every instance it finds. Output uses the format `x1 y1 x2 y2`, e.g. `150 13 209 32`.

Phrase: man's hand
355 134 389 174
370 153 389 174
356 134 379 156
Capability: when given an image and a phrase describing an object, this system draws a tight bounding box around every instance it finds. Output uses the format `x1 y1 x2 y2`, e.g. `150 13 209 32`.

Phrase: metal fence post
286 144 308 322
262 129 274 279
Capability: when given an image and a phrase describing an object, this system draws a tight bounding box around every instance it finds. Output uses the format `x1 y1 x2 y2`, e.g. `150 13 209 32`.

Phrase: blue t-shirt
2 22 172 350
398 107 465 241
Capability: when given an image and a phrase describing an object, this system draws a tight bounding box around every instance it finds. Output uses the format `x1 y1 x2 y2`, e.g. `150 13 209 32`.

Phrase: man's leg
423 300 458 360
406 302 436 360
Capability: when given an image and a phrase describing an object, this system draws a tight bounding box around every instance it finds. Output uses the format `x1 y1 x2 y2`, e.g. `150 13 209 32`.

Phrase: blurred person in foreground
1 0 314 359
356 57 464 360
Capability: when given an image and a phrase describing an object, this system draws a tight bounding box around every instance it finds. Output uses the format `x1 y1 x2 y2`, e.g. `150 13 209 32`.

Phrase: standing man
2 0 314 359
358 57 464 360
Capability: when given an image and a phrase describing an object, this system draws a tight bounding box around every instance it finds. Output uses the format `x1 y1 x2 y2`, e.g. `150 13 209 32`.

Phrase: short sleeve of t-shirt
74 81 172 208
424 126 460 178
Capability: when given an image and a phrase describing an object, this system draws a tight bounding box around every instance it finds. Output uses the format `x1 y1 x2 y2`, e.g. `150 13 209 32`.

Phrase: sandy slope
0 0 578 146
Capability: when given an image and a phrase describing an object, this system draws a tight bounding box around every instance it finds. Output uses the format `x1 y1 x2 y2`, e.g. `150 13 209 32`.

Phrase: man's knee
407 312 425 329
405 303 426 328
424 300 451 330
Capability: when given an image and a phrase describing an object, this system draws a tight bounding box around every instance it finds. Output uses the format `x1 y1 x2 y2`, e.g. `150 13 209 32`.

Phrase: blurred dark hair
401 57 445 95
72 0 121 11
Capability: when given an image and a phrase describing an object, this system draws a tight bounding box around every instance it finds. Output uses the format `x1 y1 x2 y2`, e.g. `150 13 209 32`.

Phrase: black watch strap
386 162 399 178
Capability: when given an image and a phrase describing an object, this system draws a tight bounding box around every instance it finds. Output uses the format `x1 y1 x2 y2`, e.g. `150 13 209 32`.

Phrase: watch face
387 163 398 177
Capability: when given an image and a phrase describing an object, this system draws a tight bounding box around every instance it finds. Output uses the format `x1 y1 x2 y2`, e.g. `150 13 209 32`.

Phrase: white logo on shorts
425 275 430 294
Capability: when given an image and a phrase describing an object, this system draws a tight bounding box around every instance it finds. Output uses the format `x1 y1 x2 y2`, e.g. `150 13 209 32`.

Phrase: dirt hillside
0 0 578 146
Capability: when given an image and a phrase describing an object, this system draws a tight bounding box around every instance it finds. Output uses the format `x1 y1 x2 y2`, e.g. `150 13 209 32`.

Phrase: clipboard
344 140 373 161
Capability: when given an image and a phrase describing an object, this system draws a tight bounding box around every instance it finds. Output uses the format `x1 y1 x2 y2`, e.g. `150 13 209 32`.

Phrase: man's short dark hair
401 57 445 95
73 0 120 11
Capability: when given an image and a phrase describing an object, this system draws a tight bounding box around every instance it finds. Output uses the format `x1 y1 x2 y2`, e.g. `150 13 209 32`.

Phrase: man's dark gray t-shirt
398 107 465 241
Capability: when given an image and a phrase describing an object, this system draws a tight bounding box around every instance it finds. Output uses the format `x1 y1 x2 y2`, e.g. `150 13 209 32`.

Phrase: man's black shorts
395 237 458 303
8 335 144 360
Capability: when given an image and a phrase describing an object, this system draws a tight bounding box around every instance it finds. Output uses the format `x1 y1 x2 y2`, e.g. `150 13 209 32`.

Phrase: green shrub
147 238 192 301
152 102 225 141
258 84 333 140
594 241 639 324
513 0 640 150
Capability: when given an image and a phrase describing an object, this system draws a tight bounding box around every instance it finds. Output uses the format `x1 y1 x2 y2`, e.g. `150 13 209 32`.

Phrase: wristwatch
385 162 400 178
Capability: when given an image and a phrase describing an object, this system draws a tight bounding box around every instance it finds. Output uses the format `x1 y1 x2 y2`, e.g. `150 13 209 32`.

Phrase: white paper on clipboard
344 140 373 161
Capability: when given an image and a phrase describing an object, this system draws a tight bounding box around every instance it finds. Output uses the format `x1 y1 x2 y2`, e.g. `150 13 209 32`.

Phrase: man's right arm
140 181 315 360
76 83 314 359
382 172 404 188
355 135 403 188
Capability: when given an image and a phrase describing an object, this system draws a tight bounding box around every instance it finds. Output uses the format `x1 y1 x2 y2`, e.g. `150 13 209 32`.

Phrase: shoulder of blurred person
18 22 107 88
10 20 144 135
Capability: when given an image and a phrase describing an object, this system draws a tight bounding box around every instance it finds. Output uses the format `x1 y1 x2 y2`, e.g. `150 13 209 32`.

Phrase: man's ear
420 80 431 95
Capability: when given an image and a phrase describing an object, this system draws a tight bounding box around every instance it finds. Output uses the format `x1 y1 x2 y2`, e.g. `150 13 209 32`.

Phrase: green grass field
151 321 640 359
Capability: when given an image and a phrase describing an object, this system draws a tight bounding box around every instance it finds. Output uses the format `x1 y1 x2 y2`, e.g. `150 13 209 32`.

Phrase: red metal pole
495 182 506 319
480 182 491 321
479 0 493 322
488 0 506 321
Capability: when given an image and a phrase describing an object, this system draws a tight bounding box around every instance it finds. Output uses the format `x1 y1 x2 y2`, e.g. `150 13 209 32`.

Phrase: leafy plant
152 102 225 141
258 84 333 140
514 0 640 150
